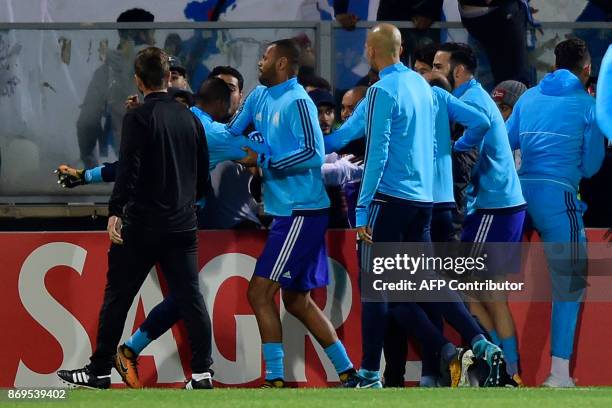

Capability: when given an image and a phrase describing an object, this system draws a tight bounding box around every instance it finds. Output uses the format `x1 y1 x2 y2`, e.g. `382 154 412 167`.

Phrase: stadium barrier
1 229 611 388
1 22 610 205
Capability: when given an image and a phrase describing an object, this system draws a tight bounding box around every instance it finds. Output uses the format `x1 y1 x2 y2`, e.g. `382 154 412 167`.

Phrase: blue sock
324 341 353 374
500 336 518 363
262 343 284 380
501 336 519 376
124 328 152 356
357 368 380 380
489 330 501 346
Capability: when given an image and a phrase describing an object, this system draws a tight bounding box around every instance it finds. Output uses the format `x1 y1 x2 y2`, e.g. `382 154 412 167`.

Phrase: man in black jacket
57 47 214 390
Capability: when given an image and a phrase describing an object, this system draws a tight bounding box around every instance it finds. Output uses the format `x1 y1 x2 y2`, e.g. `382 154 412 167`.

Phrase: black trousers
461 0 529 86
89 227 212 375
382 207 453 386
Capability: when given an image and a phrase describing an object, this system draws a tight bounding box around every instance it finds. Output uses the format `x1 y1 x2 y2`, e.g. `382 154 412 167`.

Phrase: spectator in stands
163 33 183 57
210 65 244 119
169 58 192 92
294 33 317 78
458 0 533 86
309 89 362 228
577 0 612 22
76 8 155 168
299 74 332 93
341 86 367 121
491 80 528 170
334 0 443 62
491 80 528 121
310 88 338 135
413 43 439 75
355 68 380 87
198 65 263 230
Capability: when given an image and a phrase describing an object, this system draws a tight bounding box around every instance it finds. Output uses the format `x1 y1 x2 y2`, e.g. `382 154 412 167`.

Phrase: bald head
367 23 402 57
366 23 402 71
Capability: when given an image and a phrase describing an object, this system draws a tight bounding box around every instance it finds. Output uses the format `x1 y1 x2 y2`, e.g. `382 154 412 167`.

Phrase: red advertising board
0 230 610 388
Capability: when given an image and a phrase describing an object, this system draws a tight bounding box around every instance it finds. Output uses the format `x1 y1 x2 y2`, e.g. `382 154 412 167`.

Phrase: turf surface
5 388 612 408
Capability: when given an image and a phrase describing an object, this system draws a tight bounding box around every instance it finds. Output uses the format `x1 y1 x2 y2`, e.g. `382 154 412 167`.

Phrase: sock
551 356 570 379
489 330 501 346
124 328 152 356
262 343 284 380
357 368 380 380
419 375 438 387
324 341 353 374
441 342 457 364
501 336 519 376
192 372 211 382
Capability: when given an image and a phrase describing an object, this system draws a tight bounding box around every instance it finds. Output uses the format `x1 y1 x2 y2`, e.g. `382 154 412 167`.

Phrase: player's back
371 63 434 203
511 69 598 190
431 86 455 205
455 79 524 210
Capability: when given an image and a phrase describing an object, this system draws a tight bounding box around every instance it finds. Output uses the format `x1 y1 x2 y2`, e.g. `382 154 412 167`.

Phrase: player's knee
282 292 308 317
247 278 274 309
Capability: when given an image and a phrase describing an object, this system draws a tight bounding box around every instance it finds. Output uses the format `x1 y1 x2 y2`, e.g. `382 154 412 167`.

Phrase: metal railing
0 21 610 217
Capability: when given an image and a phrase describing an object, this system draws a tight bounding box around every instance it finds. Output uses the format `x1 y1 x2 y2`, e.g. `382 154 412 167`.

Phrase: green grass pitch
5 388 612 408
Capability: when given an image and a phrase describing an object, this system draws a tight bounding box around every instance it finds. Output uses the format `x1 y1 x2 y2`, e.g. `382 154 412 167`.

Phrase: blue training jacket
432 86 491 205
227 78 329 216
85 106 260 183
453 78 525 211
356 62 435 227
506 69 605 192
597 44 612 140
190 106 249 169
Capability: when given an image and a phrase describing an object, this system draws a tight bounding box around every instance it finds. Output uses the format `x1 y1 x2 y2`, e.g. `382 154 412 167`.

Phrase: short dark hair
555 38 591 75
298 74 332 92
197 77 231 110
168 87 195 107
439 42 477 74
269 38 301 76
413 43 439 68
209 66 244 91
116 8 154 43
349 86 368 101
134 47 170 90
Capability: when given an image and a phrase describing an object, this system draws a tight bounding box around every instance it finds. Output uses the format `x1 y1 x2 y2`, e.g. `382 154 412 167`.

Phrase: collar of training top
378 62 408 78
144 91 170 101
453 78 478 99
190 105 213 122
267 77 298 98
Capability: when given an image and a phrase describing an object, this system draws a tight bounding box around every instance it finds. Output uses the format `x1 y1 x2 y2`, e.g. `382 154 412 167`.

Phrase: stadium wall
1 229 611 388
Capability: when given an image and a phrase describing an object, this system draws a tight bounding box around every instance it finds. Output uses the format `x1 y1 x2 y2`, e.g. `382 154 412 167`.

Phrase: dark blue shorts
461 208 526 243
253 211 329 291
461 208 526 275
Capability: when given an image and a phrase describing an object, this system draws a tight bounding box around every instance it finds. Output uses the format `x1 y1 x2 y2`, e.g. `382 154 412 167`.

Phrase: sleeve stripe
357 87 378 202
270 99 314 168
270 99 316 169
362 87 378 169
